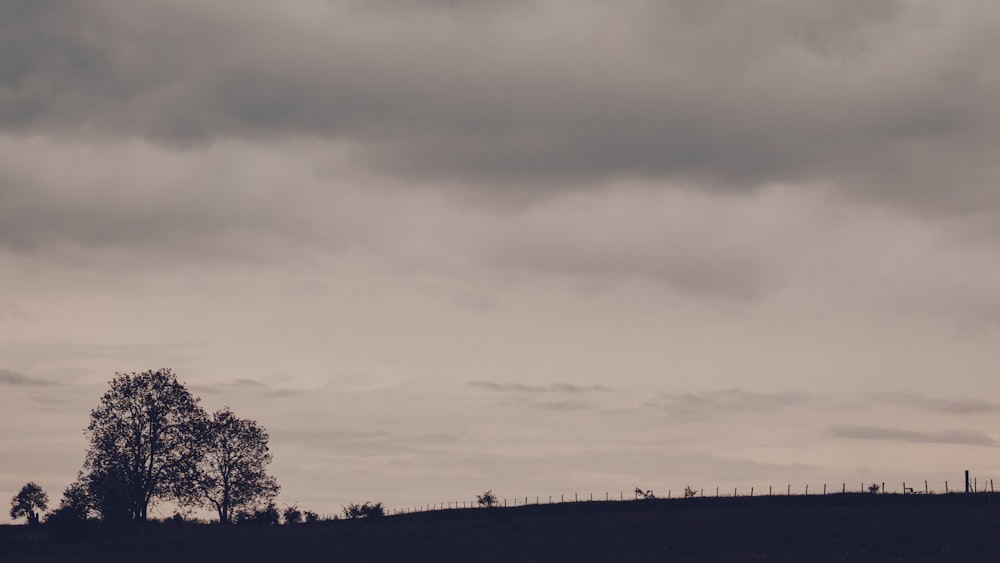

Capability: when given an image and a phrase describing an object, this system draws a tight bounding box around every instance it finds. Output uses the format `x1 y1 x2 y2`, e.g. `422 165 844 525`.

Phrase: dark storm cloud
649 388 808 416
467 381 611 393
4 1 1000 210
0 369 54 386
829 425 996 446
874 392 998 415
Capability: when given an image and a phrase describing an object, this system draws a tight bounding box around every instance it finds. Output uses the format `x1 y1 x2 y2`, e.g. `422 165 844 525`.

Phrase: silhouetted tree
196 407 279 524
477 490 498 508
868 483 881 494
303 510 320 523
683 486 698 499
45 481 94 523
82 369 208 521
10 482 48 525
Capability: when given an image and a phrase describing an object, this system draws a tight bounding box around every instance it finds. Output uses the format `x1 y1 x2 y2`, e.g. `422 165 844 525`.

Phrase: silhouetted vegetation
5 493 1000 562
23 368 281 525
868 483 881 494
634 487 655 500
342 501 385 520
9 482 48 525
82 369 208 521
282 505 302 525
196 407 279 524
476 490 498 508
236 502 280 526
683 485 699 498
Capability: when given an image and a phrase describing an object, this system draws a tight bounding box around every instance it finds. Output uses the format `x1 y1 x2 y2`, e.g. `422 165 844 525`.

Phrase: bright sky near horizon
3 0 1000 522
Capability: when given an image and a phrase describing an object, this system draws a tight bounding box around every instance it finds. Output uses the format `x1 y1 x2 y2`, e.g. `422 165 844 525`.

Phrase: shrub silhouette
868 483 881 494
477 490 498 508
342 501 385 520
283 505 303 525
634 487 655 500
683 486 699 499
236 502 280 525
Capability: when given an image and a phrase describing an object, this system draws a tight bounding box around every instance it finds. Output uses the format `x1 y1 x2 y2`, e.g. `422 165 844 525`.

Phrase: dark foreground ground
3 493 999 562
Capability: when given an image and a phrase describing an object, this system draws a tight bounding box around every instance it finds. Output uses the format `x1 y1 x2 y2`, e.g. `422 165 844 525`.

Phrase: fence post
575 493 578 502
945 481 948 493
716 487 719 497
787 484 790 496
769 485 772 496
925 480 928 494
823 484 826 495
842 483 845 494
805 484 808 495
751 487 754 497
734 487 737 497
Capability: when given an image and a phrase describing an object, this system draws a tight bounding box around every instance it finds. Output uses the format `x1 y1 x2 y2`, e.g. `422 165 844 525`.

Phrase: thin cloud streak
0 369 54 386
829 425 996 446
467 381 611 393
648 388 809 417
873 392 998 415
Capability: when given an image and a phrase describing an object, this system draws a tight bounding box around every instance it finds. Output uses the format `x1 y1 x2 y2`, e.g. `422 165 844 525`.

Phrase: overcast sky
3 0 1000 521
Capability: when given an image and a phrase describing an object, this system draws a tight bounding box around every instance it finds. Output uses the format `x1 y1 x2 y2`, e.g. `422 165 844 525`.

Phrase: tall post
966 470 970 493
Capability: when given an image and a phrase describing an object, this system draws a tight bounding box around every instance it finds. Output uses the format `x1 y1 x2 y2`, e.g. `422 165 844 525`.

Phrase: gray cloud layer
829 424 996 446
649 388 808 417
467 381 610 393
4 1 1000 211
874 392 998 415
0 369 54 386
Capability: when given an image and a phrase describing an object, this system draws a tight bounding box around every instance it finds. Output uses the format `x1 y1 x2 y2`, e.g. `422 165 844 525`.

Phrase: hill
3 493 999 562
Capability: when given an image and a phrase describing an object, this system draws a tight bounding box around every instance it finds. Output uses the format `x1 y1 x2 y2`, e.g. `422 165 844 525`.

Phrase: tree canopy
197 407 279 524
83 368 208 521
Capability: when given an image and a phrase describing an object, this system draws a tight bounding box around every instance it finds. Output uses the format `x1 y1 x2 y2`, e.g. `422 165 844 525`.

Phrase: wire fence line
386 478 997 516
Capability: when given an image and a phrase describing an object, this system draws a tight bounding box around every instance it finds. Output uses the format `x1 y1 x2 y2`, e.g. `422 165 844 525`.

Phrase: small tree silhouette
10 482 48 525
477 490 498 508
683 486 699 499
867 483 881 494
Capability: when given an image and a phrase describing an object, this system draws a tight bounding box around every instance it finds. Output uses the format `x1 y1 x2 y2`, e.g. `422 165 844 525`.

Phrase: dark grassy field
3 493 999 562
